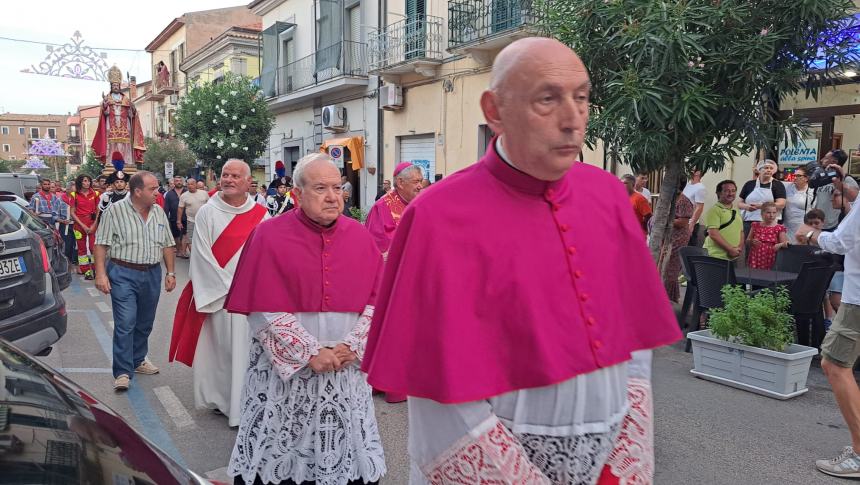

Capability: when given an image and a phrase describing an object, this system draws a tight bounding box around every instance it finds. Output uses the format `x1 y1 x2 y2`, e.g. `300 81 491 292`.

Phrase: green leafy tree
174 73 274 173
545 0 859 269
0 160 13 173
142 137 198 180
78 149 104 179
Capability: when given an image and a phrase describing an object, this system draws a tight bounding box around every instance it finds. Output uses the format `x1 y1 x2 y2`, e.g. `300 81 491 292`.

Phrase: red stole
382 190 407 227
168 204 267 366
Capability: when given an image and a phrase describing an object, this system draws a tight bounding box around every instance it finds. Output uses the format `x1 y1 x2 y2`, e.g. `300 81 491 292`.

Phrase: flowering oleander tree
544 0 859 268
175 73 274 173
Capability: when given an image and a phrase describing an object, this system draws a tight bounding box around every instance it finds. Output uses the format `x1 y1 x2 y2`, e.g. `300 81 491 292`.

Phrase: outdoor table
735 268 798 288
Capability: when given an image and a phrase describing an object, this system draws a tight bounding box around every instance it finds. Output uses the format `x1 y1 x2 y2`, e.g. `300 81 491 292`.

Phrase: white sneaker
816 446 860 478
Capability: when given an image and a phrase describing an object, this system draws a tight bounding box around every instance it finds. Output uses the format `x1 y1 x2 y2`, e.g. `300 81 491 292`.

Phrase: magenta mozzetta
363 139 683 404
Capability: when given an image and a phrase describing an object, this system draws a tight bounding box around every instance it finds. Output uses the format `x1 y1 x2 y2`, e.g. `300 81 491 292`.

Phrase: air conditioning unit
380 84 404 110
169 94 179 105
322 105 347 132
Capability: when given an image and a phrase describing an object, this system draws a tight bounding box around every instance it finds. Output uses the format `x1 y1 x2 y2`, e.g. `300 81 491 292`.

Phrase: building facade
0 114 69 163
143 6 260 139
252 0 380 209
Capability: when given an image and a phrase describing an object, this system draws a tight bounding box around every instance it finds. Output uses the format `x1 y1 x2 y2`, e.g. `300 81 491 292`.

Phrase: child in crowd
746 201 789 269
804 208 825 232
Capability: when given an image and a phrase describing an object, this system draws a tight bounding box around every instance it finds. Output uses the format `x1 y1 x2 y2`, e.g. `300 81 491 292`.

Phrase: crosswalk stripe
153 386 196 430
86 287 100 297
95 301 111 313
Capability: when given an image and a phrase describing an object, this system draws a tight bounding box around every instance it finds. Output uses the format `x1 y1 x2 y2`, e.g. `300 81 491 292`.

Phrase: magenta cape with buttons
224 209 383 315
362 142 682 404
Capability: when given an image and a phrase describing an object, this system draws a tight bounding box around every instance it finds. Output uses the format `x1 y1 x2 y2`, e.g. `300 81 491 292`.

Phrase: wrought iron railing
369 15 444 72
448 0 540 48
67 136 80 144
275 41 368 97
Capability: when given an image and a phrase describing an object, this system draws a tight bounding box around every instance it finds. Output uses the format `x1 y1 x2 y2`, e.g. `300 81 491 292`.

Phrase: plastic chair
790 260 836 349
775 245 818 273
686 255 737 351
679 246 708 329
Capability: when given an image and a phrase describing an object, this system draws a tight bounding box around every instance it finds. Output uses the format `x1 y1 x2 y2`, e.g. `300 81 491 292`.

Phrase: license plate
0 256 26 277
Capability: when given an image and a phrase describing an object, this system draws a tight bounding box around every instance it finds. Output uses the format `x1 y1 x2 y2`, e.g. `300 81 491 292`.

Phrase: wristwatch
805 230 816 245
166 272 176 277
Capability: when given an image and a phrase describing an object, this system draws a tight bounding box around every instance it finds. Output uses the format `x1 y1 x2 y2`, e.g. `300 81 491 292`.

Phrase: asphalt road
40 265 851 484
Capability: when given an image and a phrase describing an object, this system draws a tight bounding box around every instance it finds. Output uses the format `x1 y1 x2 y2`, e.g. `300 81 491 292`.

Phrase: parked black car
0 194 71 291
0 339 220 484
0 205 66 356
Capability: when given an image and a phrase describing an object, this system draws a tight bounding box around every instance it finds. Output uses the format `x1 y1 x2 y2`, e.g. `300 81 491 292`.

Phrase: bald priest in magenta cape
362 37 681 485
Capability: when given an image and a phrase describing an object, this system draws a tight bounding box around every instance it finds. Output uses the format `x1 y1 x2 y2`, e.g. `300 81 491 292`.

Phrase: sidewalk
657 293 847 484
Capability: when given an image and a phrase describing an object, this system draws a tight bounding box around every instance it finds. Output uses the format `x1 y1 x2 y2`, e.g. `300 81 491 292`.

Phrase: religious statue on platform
91 65 145 169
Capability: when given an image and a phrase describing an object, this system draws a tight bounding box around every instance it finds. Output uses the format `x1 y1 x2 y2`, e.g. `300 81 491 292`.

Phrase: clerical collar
487 136 569 196
495 136 517 169
296 207 338 234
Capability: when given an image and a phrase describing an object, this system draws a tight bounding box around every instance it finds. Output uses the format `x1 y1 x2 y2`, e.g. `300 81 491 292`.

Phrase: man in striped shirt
93 171 177 392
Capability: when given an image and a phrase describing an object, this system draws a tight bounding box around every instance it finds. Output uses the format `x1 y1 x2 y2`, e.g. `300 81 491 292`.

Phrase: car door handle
0 298 14 310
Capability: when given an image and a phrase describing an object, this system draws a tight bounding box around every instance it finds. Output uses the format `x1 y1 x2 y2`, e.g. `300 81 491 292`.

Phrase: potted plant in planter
688 284 819 400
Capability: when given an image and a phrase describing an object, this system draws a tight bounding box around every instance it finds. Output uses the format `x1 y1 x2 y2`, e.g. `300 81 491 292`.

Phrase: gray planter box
688 330 818 400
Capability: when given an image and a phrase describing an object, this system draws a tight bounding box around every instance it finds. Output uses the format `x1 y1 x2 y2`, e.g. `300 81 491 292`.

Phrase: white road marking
95 301 111 313
205 467 231 482
106 320 114 330
86 287 100 297
153 386 196 430
58 367 113 374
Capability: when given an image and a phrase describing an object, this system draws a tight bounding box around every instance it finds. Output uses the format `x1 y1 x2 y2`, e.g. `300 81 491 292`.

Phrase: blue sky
0 0 247 115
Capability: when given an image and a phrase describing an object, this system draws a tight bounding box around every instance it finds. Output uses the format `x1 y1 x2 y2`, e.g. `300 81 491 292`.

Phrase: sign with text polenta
778 139 818 165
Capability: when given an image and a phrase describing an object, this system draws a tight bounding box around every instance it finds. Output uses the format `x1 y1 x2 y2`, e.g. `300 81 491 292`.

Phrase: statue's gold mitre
108 66 122 84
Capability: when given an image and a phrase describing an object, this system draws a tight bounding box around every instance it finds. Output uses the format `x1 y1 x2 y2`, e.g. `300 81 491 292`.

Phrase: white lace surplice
228 309 386 485
409 351 653 485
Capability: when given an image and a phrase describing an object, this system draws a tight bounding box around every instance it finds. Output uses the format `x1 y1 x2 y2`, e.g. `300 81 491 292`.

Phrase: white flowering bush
175 73 274 172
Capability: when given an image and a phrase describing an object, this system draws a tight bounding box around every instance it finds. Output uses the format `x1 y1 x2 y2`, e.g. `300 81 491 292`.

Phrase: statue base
101 163 143 176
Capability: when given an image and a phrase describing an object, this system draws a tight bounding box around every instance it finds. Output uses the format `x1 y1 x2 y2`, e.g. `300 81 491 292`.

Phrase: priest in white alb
169 159 268 426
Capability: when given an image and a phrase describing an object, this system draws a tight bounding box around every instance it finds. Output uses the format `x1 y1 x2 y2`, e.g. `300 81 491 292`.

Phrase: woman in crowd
664 178 693 302
782 165 815 238
738 159 786 240
746 201 789 269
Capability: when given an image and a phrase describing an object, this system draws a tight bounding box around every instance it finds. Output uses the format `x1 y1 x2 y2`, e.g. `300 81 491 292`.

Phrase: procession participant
94 171 176 391
97 153 130 220
29 177 57 225
169 159 268 426
365 162 423 259
375 179 391 201
265 178 293 216
70 174 101 279
176 177 209 258
164 176 186 257
224 153 386 485
267 160 291 195
363 37 681 484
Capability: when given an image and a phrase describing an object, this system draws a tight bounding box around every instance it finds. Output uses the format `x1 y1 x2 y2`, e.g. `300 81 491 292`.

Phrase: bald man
363 38 680 484
169 159 269 425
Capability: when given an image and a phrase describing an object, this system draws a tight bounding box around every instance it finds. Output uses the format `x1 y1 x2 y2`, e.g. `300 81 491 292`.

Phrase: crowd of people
625 147 860 478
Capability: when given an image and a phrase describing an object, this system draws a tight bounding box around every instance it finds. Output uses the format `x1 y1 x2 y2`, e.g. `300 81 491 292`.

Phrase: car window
0 205 22 235
0 201 43 233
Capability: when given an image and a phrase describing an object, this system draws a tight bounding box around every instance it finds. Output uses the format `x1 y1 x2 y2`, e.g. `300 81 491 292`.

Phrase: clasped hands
308 344 357 373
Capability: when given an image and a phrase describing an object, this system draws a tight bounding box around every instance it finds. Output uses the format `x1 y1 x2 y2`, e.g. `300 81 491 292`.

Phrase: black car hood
0 340 202 484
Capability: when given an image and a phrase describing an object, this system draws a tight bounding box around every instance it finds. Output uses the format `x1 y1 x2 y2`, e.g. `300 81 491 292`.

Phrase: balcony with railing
369 16 444 79
270 41 369 108
448 0 541 53
67 135 81 145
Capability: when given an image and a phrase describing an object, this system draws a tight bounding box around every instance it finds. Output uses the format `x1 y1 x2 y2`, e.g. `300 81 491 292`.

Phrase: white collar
495 136 518 170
